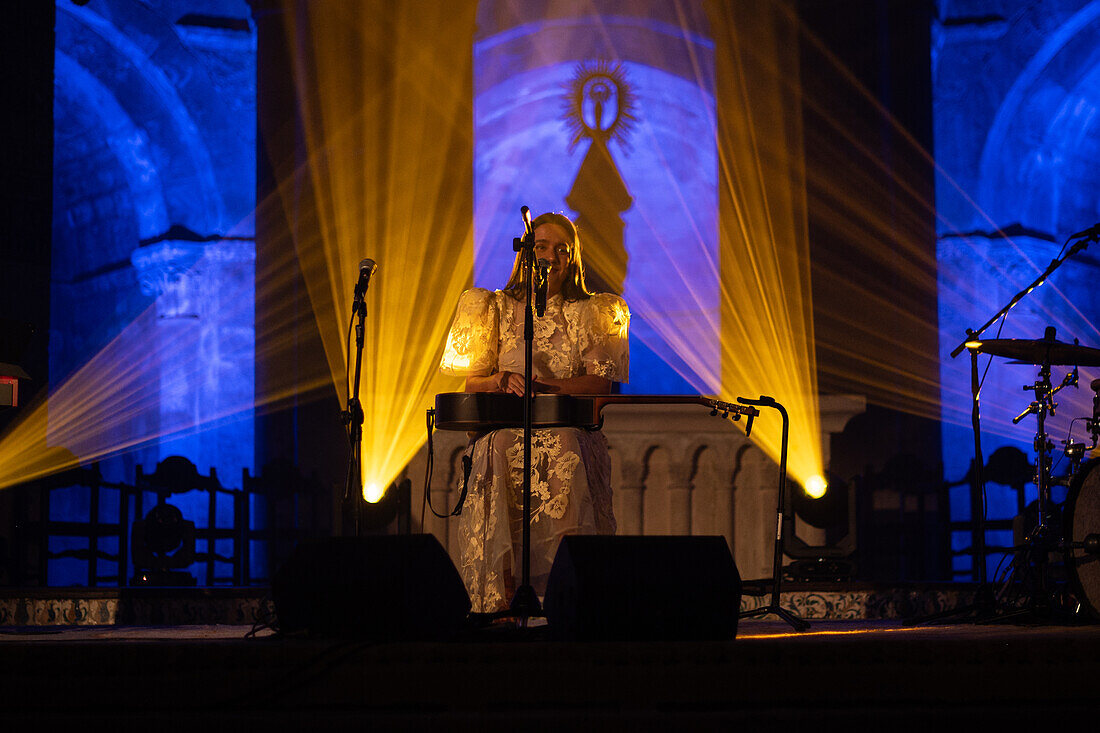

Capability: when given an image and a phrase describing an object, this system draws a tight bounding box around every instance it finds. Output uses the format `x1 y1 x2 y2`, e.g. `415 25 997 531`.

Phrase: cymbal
967 338 1100 366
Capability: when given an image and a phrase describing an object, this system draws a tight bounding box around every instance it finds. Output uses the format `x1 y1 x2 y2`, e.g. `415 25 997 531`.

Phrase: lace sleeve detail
579 293 630 382
440 288 499 376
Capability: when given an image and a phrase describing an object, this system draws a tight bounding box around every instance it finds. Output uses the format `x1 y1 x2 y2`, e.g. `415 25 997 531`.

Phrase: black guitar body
433 392 599 431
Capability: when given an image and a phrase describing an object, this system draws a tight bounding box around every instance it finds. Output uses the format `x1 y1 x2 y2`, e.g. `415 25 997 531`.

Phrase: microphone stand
342 272 371 537
909 230 1095 625
735 395 810 632
508 206 543 619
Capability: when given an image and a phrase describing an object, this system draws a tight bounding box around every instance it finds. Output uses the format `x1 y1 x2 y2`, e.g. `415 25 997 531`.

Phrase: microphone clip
534 258 550 317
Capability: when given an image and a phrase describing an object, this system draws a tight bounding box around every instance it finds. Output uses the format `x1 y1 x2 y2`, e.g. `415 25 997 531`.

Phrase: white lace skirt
457 427 616 613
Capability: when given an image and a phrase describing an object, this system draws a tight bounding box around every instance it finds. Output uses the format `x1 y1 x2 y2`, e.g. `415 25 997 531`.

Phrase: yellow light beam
278 0 475 500
0 218 335 489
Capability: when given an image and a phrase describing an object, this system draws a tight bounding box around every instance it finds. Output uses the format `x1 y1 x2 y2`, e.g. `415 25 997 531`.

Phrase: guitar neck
589 394 754 423
432 392 756 432
592 394 714 409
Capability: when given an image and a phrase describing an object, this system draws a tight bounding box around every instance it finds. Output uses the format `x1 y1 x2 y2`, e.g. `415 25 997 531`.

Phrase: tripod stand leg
738 603 810 632
773 606 811 632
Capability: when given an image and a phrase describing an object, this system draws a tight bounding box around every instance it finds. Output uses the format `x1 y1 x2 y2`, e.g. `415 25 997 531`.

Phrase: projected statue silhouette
563 61 635 295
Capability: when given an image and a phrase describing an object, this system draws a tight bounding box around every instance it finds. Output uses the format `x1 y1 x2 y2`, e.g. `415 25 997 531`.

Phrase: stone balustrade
408 395 864 581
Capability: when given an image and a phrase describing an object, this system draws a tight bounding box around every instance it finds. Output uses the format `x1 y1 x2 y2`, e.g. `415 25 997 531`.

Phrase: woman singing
439 212 630 612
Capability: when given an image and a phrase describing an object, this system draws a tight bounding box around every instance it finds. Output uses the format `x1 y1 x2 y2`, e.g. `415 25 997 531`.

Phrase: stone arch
473 0 719 393
57 3 228 235
732 442 778 580
977 2 1100 236
642 444 672 534
689 442 736 539
54 52 168 249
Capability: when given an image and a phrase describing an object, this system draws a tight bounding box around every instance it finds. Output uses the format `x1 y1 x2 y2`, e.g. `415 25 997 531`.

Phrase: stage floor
2 618 1098 726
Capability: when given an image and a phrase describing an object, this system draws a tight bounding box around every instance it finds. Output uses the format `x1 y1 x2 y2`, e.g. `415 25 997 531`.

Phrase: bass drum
1065 458 1100 621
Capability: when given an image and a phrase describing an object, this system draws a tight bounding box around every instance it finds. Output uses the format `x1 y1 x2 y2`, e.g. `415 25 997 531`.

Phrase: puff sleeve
578 293 630 383
439 288 500 376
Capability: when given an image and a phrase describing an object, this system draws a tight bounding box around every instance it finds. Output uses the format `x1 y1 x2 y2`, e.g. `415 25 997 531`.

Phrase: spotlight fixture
803 474 828 499
784 470 856 581
356 478 411 534
130 502 197 586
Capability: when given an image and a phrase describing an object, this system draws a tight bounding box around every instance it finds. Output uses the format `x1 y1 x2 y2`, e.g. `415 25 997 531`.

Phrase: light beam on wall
0 226 331 490
471 0 828 489
278 0 474 501
794 3 1100 450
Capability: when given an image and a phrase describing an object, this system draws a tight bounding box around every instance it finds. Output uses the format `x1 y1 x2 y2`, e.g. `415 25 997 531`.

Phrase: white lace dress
439 288 630 612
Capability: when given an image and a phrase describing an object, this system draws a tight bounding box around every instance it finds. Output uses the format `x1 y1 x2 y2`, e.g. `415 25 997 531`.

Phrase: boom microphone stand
341 259 377 536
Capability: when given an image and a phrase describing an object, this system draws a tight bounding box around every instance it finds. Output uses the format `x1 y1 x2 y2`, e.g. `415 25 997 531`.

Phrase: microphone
521 206 534 235
535 258 550 316
1069 223 1100 240
354 258 377 300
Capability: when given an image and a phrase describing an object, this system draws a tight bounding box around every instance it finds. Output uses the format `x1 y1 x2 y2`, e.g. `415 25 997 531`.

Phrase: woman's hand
497 370 526 396
464 371 530 394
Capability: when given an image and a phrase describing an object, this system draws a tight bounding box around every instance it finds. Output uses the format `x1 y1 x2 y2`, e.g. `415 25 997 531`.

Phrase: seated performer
439 212 630 612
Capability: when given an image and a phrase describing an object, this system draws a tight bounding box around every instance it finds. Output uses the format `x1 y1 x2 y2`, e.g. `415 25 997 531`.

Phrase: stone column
131 235 208 465
666 440 697 536
612 437 648 535
131 230 256 475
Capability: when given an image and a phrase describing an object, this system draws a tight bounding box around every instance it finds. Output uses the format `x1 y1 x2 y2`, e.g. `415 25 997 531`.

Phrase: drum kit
967 328 1100 621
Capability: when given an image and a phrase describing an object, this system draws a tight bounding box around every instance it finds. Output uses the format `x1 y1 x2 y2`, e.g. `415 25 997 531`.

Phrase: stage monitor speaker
544 535 742 641
272 534 471 639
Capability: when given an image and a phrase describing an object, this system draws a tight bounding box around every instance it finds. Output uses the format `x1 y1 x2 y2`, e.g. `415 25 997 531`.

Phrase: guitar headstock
700 397 760 420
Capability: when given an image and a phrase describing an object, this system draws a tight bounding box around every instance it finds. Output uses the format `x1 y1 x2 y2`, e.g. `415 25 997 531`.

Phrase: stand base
509 583 544 620
739 603 810 632
904 580 1090 627
903 584 998 626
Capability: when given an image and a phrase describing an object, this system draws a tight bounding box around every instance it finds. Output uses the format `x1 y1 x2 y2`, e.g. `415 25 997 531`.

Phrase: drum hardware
1088 377 1100 445
915 327 1098 624
987 330 1081 617
978 331 1100 621
1056 377 1100 485
918 226 1097 625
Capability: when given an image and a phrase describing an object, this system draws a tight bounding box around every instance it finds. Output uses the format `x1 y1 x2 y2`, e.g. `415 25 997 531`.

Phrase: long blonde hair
503 212 591 302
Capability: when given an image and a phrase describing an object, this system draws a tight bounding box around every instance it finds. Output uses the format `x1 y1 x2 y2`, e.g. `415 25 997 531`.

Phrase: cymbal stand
1000 332 1077 615
735 395 810 632
1020 346 1056 596
1019 331 1057 532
